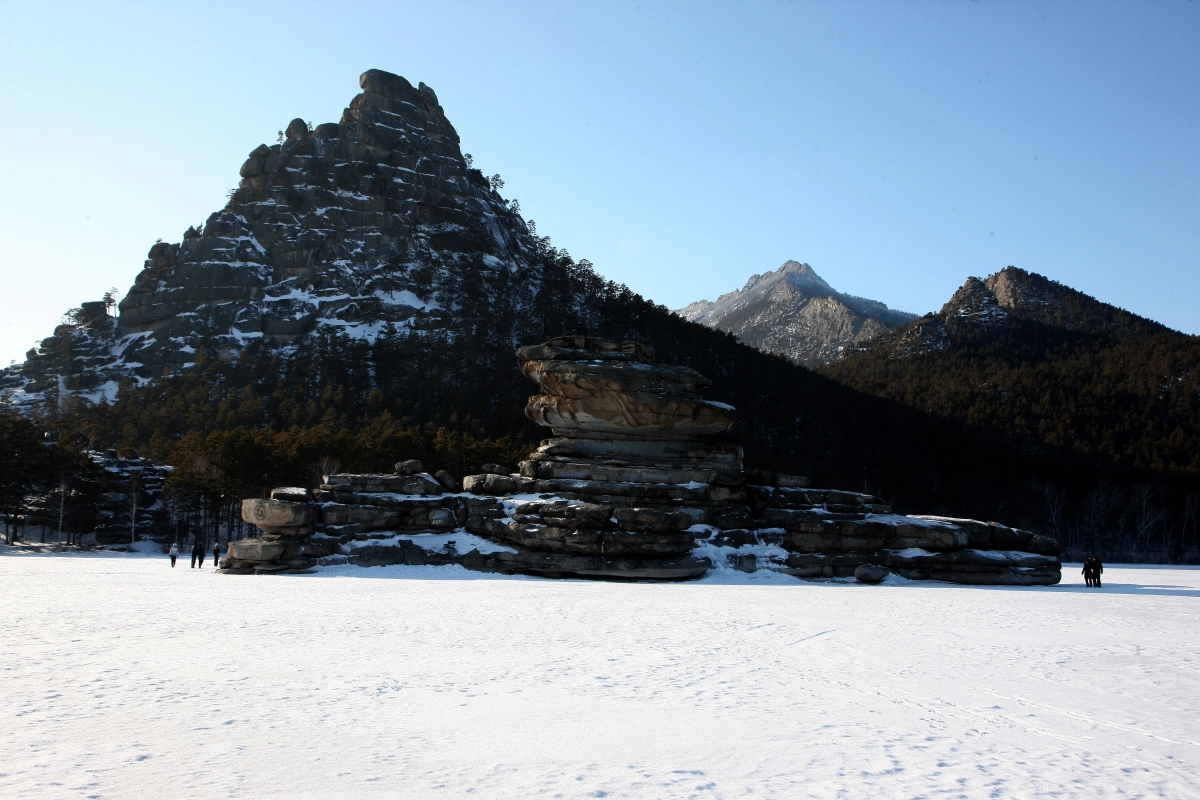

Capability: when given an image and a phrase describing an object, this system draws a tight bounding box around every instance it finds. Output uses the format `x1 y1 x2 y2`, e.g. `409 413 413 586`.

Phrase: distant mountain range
675 261 916 368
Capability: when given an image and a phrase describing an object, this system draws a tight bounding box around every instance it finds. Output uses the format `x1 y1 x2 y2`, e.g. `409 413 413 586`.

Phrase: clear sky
1 0 1197 366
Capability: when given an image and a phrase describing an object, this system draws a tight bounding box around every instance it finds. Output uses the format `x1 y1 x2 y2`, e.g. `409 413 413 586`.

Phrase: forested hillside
823 267 1200 559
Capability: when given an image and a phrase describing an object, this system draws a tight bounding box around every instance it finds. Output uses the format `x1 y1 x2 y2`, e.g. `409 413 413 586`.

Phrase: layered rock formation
227 337 1062 586
676 261 916 368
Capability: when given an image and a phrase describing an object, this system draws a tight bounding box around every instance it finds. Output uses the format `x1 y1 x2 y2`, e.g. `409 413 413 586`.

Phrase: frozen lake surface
2 551 1198 798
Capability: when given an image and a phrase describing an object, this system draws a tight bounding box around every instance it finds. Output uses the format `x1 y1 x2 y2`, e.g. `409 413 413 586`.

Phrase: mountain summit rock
675 261 915 368
4 69 536 403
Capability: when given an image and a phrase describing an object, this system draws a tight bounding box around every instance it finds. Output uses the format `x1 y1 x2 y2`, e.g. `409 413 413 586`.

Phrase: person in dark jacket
197 544 206 569
1082 558 1094 587
191 541 200 568
1091 557 1103 588
212 541 221 570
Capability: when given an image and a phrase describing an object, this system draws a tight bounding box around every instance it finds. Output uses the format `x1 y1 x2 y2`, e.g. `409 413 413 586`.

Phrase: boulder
393 459 424 475
480 463 514 475
240 158 264 178
1026 534 1063 556
434 469 460 492
359 69 418 102
242 498 313 528
227 538 286 563
285 118 309 140
482 474 516 494
854 564 889 584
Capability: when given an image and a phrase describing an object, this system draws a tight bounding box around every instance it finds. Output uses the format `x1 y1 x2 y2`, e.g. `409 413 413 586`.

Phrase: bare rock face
1 67 535 401
676 261 916 368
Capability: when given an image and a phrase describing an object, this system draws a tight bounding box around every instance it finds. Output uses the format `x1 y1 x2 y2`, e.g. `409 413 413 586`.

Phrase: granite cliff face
676 261 916 368
2 69 536 402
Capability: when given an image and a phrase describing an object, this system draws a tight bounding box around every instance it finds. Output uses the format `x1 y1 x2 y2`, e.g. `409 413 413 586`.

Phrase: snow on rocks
225 336 1063 585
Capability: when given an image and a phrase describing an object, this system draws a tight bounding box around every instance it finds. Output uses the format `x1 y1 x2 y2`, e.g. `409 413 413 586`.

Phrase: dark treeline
10 235 1199 561
821 273 1200 562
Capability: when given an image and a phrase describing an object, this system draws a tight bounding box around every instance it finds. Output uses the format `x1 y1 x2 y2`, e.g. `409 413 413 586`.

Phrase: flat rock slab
322 474 442 495
521 359 711 398
530 459 743 487
242 498 313 528
527 393 736 438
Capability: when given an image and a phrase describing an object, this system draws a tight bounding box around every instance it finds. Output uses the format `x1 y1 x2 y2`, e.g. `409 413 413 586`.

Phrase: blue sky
1 0 1197 365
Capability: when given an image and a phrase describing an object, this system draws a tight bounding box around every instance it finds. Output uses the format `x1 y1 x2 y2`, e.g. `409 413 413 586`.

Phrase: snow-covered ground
2 551 1198 799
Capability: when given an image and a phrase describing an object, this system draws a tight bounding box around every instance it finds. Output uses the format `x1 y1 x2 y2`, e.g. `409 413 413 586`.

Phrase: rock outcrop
836 266 1178 361
227 336 1062 586
676 261 916 368
1 68 537 404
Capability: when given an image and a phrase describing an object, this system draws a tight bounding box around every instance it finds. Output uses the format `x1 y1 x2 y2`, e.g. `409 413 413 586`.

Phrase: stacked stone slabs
224 495 337 574
755 487 1062 585
457 337 745 579
223 337 1063 585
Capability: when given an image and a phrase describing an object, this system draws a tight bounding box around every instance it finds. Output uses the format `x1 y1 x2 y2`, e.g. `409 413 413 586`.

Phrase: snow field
2 552 1198 799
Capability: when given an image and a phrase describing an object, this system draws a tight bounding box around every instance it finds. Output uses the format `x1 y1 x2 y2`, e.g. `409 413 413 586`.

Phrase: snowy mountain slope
1 69 540 405
676 261 916 368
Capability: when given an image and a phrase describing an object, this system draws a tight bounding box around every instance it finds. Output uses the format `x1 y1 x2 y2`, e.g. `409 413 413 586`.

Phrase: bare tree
127 470 143 544
1077 483 1123 557
1128 484 1165 561
308 456 341 489
1031 479 1067 542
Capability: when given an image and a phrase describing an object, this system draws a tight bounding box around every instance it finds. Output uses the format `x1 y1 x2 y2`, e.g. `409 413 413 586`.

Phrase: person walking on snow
1082 558 1094 587
1090 557 1103 588
197 544 206 569
212 541 221 570
169 542 178 568
190 541 200 568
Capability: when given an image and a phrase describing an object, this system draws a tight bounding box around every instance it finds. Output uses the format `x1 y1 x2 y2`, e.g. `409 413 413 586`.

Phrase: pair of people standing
189 542 222 568
167 541 220 569
1082 556 1104 587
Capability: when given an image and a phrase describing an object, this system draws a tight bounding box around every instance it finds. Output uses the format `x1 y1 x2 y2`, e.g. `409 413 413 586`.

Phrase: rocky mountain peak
3 69 542 407
676 261 915 368
741 260 835 297
983 266 1172 338
939 276 1008 328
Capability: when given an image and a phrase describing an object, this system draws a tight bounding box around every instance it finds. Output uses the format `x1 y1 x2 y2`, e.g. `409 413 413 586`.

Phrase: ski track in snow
2 553 1198 799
